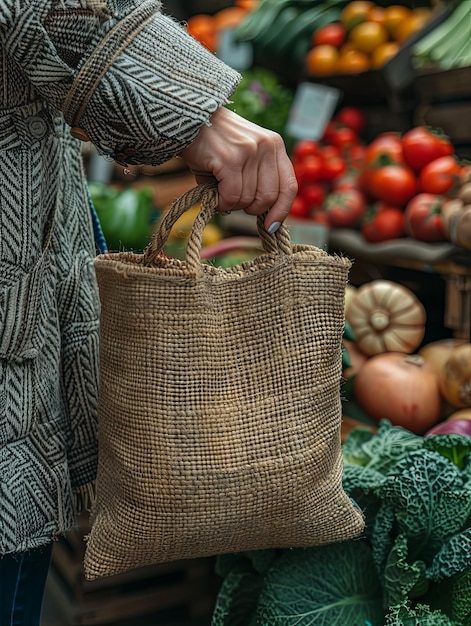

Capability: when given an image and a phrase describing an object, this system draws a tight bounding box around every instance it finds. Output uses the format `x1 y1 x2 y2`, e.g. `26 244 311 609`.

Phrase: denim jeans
0 543 53 626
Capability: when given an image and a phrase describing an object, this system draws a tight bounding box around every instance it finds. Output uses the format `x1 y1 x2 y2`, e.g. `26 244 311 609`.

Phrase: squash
346 280 426 356
419 338 466 374
438 343 471 408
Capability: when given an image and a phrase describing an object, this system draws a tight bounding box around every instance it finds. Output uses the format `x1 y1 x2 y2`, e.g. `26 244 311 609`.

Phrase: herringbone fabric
0 1 239 554
84 185 365 580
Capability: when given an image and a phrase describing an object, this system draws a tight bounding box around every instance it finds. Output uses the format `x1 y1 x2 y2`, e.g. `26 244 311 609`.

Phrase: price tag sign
286 82 341 140
217 28 253 71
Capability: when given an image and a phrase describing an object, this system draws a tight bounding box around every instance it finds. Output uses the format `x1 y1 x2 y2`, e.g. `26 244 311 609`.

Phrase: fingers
179 107 298 229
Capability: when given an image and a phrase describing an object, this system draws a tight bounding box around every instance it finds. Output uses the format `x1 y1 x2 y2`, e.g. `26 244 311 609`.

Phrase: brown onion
354 352 442 434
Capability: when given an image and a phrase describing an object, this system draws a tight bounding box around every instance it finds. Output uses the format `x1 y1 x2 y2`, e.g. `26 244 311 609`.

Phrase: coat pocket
0 252 56 362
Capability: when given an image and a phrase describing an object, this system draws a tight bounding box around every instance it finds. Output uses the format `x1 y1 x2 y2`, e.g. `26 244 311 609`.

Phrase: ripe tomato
292 139 320 162
365 132 404 167
294 154 324 184
309 210 329 225
361 203 405 242
322 154 348 182
419 156 462 196
300 183 326 210
289 195 309 219
331 171 360 191
312 22 347 48
334 106 366 135
329 126 359 154
347 144 366 169
402 127 454 172
369 165 418 206
325 189 367 228
404 193 446 242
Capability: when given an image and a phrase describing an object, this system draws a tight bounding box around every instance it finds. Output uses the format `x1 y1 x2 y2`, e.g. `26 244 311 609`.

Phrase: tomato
321 121 339 145
331 171 360 191
402 126 454 172
294 154 324 184
369 165 418 206
319 145 341 160
329 126 359 154
300 183 326 210
403 193 446 242
334 106 366 135
309 210 329 225
364 132 404 168
289 195 309 219
312 22 347 48
325 189 367 228
361 202 405 242
322 154 348 182
347 144 366 169
292 139 320 162
419 156 462 196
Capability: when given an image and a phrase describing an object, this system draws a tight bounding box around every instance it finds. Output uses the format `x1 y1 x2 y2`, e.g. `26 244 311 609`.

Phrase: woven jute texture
84 183 365 580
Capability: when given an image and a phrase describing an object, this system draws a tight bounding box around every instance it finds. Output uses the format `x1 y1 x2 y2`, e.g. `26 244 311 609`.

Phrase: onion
425 418 471 437
354 352 442 434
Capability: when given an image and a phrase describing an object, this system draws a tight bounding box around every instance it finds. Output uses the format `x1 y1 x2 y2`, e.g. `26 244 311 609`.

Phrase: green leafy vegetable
212 423 471 626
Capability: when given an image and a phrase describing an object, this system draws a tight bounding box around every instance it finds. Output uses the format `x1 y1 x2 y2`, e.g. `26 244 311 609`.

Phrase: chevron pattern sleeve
2 0 241 165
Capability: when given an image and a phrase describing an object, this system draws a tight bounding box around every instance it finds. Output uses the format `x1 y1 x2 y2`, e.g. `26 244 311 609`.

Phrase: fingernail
268 221 281 234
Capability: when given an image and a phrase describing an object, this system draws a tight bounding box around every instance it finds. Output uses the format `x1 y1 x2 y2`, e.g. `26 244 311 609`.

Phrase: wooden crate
46 514 220 626
415 101 471 143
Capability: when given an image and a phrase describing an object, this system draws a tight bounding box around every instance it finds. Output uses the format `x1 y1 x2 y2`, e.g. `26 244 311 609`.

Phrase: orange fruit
367 5 387 27
213 6 247 31
186 14 216 51
340 1 374 30
383 4 413 38
395 12 429 43
349 21 389 54
371 41 400 67
235 0 259 10
305 45 340 76
336 49 371 74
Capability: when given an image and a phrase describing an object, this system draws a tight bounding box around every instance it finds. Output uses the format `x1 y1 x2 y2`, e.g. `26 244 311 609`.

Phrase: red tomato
329 126 359 154
403 193 446 242
419 156 462 196
300 183 326 209
369 165 418 206
331 171 360 191
361 203 405 242
402 126 454 172
292 139 320 162
322 153 347 182
365 132 404 167
325 189 366 228
312 22 347 48
334 106 366 135
347 144 366 169
295 154 324 184
289 195 310 219
321 121 339 145
309 210 329 225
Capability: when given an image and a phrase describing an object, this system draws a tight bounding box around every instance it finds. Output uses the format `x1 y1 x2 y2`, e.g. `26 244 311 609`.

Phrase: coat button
70 127 90 142
27 116 48 139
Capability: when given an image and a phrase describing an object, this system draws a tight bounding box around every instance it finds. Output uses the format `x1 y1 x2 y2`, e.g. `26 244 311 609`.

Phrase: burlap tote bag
84 183 364 580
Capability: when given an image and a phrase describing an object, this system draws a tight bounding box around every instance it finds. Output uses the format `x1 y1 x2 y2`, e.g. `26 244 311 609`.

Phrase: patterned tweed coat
0 0 239 553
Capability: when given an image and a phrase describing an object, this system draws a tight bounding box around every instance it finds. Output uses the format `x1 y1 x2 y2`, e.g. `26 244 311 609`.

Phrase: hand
179 107 297 233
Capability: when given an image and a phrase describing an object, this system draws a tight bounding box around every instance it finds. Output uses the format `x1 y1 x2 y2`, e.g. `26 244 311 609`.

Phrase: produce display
342 280 471 437
289 109 467 245
232 0 435 75
212 421 471 625
413 0 471 70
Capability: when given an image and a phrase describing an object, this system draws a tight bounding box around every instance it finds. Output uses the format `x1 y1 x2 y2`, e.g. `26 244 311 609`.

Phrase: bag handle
142 183 293 271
